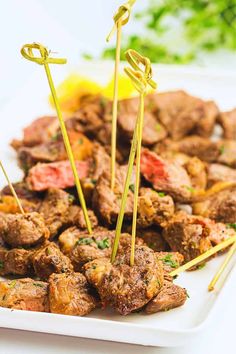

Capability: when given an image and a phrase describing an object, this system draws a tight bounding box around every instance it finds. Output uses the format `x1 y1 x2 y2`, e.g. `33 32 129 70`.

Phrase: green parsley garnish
9 280 16 288
33 283 44 288
51 133 59 142
197 263 206 270
68 194 75 204
184 185 195 193
0 261 4 269
226 223 236 231
157 192 166 197
129 184 135 193
96 238 110 250
78 138 83 145
219 145 225 154
77 237 94 246
155 123 162 132
186 291 190 298
161 254 178 268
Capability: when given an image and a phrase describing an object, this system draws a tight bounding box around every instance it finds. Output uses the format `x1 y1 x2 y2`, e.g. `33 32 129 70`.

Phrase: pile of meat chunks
0 90 236 317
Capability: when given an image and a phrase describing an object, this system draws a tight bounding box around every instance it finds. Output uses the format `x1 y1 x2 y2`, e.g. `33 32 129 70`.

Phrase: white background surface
0 1 236 353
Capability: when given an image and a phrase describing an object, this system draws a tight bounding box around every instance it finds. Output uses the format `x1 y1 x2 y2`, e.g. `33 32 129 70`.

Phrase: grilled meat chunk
0 278 49 312
32 242 73 280
136 227 168 252
218 108 236 139
66 205 98 229
217 140 236 168
150 91 218 140
18 131 92 171
69 228 144 271
92 165 135 225
49 272 97 316
27 160 89 191
193 187 236 224
118 111 167 146
207 164 236 186
145 281 187 314
1 181 40 203
0 247 33 276
38 188 72 238
163 212 234 264
84 245 164 315
137 188 174 227
140 149 192 202
0 212 49 247
11 116 57 150
172 136 220 162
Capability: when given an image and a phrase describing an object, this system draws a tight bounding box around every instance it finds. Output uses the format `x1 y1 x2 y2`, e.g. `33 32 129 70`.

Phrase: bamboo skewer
21 43 92 234
208 240 236 291
170 235 236 277
107 0 136 191
0 161 25 214
111 49 156 264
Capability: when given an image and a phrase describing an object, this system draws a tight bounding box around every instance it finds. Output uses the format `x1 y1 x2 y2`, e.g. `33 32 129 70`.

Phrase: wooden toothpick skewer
208 240 236 291
111 49 156 264
21 43 92 234
0 161 25 214
107 0 136 191
170 235 236 277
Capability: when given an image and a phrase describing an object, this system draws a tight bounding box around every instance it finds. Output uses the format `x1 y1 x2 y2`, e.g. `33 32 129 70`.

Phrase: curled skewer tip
21 43 67 65
106 0 136 42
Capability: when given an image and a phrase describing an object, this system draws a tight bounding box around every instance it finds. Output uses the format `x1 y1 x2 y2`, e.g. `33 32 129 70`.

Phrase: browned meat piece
163 212 234 264
59 226 82 255
145 281 187 314
65 96 106 135
217 140 236 168
17 131 92 171
140 149 192 202
11 116 57 150
49 272 97 316
137 188 175 227
0 195 38 214
156 252 184 274
84 245 164 315
0 247 33 276
149 91 218 140
66 205 98 229
184 157 207 191
208 164 236 186
172 136 220 162
32 242 73 280
136 227 168 252
1 181 40 202
118 111 167 146
0 212 49 247
193 187 236 224
0 278 49 312
27 160 90 191
92 165 135 225
38 188 72 238
69 228 144 271
218 108 236 139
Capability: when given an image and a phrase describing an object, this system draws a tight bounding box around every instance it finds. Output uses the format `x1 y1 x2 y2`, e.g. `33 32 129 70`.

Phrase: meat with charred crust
0 212 49 248
145 281 187 314
140 149 192 202
137 188 174 227
68 228 144 271
92 165 135 225
218 108 236 140
32 242 73 280
49 272 98 316
163 212 235 264
193 187 236 224
0 278 49 312
0 247 33 276
84 245 164 315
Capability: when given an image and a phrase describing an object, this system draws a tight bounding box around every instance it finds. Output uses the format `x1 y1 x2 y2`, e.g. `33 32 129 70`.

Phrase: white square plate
0 63 236 347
